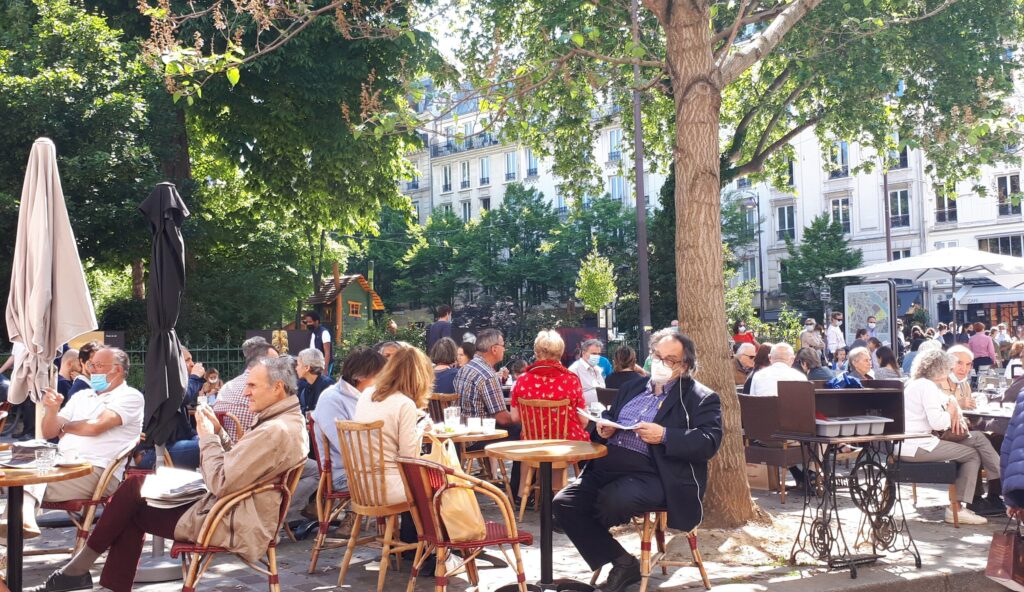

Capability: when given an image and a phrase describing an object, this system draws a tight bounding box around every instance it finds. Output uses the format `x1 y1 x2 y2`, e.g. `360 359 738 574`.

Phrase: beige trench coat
174 397 308 562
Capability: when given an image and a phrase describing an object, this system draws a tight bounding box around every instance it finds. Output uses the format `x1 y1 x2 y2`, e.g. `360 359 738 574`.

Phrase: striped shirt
608 381 669 456
213 370 257 441
455 355 505 418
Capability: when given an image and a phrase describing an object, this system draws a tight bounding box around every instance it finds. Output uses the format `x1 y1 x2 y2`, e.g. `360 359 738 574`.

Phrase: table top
485 440 608 463
963 407 1013 418
0 463 93 487
772 432 930 445
425 429 508 443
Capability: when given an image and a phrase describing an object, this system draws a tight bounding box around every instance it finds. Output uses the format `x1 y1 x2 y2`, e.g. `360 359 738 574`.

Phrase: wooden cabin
306 266 385 342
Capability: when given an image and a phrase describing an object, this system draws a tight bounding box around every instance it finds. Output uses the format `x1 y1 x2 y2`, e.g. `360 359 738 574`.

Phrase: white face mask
948 372 967 385
867 322 877 329
650 359 674 385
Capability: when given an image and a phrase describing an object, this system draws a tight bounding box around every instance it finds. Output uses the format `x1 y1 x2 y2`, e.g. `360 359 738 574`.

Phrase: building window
779 260 790 294
444 126 454 148
979 234 1024 257
997 173 1021 216
608 129 622 161
830 197 851 233
889 146 909 169
442 203 453 214
406 173 420 191
828 140 849 178
892 249 911 260
776 205 795 242
556 194 567 216
463 122 473 140
412 201 420 224
505 151 517 181
348 302 362 317
460 161 470 189
480 197 491 212
461 201 471 223
936 188 958 223
889 189 910 228
525 149 539 177
479 157 490 185
737 177 752 189
609 175 626 202
741 258 756 282
441 165 452 193
786 160 795 186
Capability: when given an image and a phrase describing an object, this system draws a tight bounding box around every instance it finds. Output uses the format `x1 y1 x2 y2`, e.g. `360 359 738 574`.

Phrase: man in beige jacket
29 356 308 592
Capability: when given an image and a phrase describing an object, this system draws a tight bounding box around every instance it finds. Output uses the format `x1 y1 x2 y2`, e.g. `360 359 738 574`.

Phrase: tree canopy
780 214 864 315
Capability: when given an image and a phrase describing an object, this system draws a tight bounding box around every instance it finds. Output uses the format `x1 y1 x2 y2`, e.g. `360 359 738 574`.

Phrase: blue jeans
137 437 201 470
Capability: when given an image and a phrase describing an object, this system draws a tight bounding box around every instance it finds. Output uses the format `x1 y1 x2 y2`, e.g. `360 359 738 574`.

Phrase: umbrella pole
134 444 183 582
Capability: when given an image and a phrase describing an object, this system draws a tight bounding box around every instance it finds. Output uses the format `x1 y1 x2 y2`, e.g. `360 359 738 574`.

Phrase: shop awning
953 285 1024 305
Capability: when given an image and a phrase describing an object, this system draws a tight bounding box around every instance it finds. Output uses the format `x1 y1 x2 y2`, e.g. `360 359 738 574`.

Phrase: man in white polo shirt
750 343 808 397
11 347 143 538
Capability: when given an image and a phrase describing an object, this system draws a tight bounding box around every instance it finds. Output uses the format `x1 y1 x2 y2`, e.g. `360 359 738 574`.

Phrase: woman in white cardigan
902 349 1003 525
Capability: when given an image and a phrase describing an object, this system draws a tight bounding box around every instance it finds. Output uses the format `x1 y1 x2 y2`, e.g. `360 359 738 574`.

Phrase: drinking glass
35 449 56 474
587 402 605 416
467 417 482 431
482 418 496 433
444 407 461 430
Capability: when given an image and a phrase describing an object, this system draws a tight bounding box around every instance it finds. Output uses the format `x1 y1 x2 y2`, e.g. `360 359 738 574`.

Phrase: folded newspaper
576 408 640 430
140 467 208 509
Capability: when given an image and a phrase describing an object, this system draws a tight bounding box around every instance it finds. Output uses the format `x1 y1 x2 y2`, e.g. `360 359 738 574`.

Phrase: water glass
444 407 461 429
467 417 482 431
35 449 56 474
482 418 496 433
587 402 605 416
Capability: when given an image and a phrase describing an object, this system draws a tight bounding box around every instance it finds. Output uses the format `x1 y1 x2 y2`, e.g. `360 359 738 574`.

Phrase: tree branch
573 47 667 70
733 113 823 176
713 0 750 64
752 78 812 157
719 0 824 86
723 63 793 162
711 5 787 42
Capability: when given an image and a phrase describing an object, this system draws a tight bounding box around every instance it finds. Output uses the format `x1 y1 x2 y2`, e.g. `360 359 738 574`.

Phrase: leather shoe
600 555 640 592
27 570 93 592
0 520 41 540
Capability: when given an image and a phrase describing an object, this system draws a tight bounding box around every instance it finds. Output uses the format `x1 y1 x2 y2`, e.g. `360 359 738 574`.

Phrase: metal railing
429 133 501 157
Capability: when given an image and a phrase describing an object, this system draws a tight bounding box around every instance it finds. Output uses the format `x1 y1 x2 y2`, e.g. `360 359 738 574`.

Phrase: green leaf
172 91 182 104
226 67 240 86
571 33 585 47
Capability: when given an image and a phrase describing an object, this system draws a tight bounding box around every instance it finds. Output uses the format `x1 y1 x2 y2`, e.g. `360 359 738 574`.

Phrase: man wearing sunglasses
826 312 846 363
733 342 756 385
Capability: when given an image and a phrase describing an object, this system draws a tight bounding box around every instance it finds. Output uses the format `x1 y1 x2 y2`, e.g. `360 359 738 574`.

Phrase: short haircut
242 336 277 368
937 322 947 331
297 347 326 374
769 343 795 362
1010 341 1024 360
580 338 604 352
460 342 476 362
735 342 756 357
510 359 528 374
848 346 871 364
868 337 882 347
303 310 320 322
61 349 79 366
973 322 986 333
376 341 401 354
910 349 953 381
372 346 433 407
78 341 102 365
255 355 298 397
947 344 974 360
429 337 459 366
533 330 565 361
613 345 637 371
795 347 822 369
475 329 504 353
649 328 697 373
855 329 868 338
437 304 452 318
101 347 130 374
918 339 942 354
341 347 387 386
831 312 843 321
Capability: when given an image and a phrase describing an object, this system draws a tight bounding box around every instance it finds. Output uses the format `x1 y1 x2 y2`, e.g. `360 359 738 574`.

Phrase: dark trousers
552 446 666 570
467 423 522 494
86 474 191 592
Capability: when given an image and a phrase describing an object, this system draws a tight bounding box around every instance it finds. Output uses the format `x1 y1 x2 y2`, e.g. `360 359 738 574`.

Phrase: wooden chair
0 404 11 436
33 439 138 555
171 461 306 591
334 420 420 592
516 398 578 520
738 395 805 503
590 510 710 591
306 416 351 573
427 393 459 424
398 456 532 592
215 411 247 442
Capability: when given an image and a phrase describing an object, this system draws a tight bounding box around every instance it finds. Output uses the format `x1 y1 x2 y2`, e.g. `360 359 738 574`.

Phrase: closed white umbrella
5 138 97 405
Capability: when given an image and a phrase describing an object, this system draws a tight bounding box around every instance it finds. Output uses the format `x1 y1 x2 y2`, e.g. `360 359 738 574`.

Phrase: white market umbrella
827 246 1024 324
5 138 97 406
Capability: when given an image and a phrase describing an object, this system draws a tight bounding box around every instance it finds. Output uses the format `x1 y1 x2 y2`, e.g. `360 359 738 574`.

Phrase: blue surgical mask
588 354 601 366
89 373 110 393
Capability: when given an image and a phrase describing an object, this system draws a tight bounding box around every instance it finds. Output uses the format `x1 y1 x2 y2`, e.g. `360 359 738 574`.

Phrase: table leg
539 461 553 585
8 485 24 591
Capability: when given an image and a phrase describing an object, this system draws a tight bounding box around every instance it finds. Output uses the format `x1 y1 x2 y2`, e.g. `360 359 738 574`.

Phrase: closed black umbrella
140 182 190 446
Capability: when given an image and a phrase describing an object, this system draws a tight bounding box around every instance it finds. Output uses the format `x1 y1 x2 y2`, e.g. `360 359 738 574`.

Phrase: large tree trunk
658 0 758 528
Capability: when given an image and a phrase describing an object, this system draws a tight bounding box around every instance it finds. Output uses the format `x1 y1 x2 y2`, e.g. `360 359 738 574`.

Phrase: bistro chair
590 510 710 591
32 439 138 556
398 456 532 592
334 420 419 592
427 393 459 424
306 416 351 573
215 411 247 443
171 461 306 592
738 395 805 503
516 398 579 521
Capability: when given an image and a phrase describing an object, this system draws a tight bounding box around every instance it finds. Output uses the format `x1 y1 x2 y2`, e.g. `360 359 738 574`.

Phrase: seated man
11 347 143 538
63 341 103 404
553 329 722 592
31 356 308 592
214 336 278 441
56 349 81 397
749 343 807 396
732 342 756 385
137 346 206 469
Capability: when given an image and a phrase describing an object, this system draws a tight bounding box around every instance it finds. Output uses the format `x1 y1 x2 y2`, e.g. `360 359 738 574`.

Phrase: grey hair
918 339 942 353
947 344 974 360
255 355 298 397
475 329 504 353
580 338 604 352
735 342 756 357
910 349 953 381
297 347 325 374
103 347 130 374
769 343 795 362
61 349 79 365
848 346 871 364
649 328 698 373
795 347 822 369
242 336 277 368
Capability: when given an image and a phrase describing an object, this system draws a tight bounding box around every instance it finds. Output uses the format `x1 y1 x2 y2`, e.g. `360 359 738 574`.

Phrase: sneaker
26 570 93 592
600 555 641 592
945 506 988 525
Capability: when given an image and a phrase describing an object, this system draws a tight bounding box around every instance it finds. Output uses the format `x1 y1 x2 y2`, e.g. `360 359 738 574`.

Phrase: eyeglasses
652 353 683 367
86 361 119 372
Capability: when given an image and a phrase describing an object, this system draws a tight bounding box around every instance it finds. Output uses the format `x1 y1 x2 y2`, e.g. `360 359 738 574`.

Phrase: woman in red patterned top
510 330 590 442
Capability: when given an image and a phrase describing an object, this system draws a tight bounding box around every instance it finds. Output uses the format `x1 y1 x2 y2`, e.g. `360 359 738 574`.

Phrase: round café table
1 463 93 591
424 428 509 444
486 440 607 592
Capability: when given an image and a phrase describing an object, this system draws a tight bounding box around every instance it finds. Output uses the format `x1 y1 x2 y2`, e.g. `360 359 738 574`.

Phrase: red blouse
510 359 589 442
733 332 758 347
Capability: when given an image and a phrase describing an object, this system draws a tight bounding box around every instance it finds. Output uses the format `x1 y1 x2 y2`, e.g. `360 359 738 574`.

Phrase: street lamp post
741 192 765 319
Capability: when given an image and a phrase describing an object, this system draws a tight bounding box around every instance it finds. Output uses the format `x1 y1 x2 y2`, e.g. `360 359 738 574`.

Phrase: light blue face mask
588 354 601 366
89 373 110 393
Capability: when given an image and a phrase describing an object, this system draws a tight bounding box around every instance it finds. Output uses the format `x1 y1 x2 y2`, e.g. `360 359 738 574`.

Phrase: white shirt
749 362 808 397
57 382 144 468
568 359 605 404
901 377 953 457
826 324 845 354
1006 359 1023 380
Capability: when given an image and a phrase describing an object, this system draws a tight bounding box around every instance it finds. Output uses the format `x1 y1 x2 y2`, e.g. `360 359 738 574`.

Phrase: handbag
932 428 970 443
422 434 487 542
986 518 1024 592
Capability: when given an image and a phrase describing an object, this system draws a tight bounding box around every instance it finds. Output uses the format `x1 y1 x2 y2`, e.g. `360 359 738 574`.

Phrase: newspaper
140 467 208 509
576 408 640 431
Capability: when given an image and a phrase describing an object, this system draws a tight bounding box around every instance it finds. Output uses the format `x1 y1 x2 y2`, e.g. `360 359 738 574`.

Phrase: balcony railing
999 203 1022 216
526 167 538 177
936 209 958 223
442 183 452 193
406 181 420 190
890 214 910 228
776 228 795 241
460 180 471 189
505 172 517 181
828 166 850 179
608 150 621 162
480 177 490 185
429 132 501 157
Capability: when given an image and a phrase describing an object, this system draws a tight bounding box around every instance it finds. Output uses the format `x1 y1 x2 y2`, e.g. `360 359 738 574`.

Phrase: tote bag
422 434 487 542
986 519 1024 592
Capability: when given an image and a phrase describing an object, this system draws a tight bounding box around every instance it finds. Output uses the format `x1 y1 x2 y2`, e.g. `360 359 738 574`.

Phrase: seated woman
297 347 335 414
795 347 833 381
430 337 460 394
873 346 902 380
901 349 1002 525
605 346 645 390
31 356 308 592
553 329 722 592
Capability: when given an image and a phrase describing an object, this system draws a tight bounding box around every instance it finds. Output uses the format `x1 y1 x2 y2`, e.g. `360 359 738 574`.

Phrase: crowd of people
14 309 722 592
